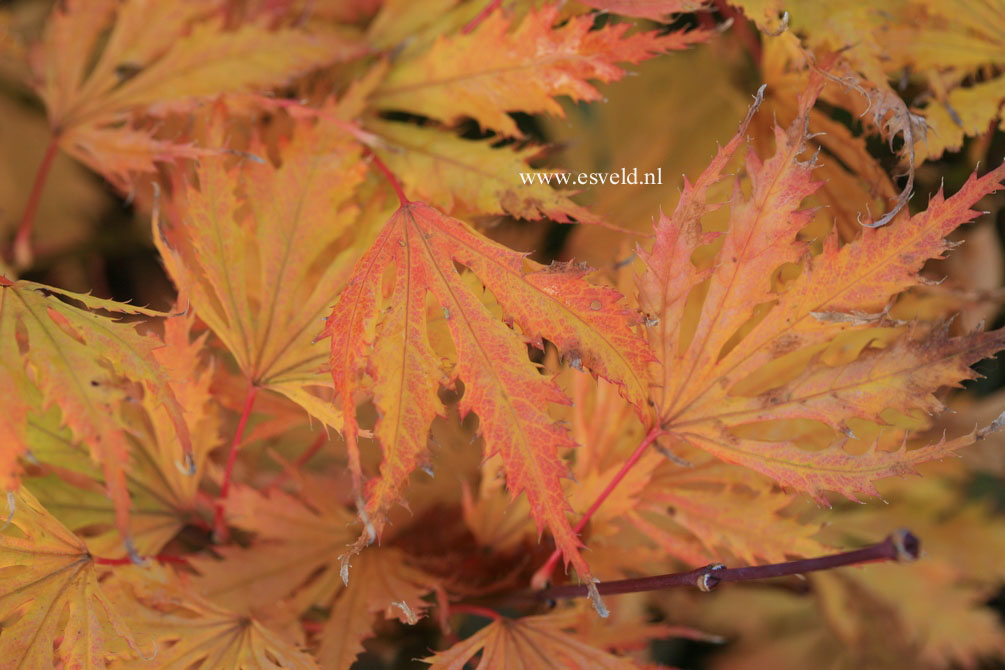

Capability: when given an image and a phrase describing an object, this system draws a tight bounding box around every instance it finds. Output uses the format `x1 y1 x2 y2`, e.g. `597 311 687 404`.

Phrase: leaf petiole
531 425 665 588
366 148 410 206
11 134 60 270
213 384 260 542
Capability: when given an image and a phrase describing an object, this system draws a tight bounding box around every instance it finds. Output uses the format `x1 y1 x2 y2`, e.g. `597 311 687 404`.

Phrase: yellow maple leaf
423 608 642 669
111 564 320 670
189 478 355 616
369 119 606 225
0 278 193 546
157 115 369 432
28 0 359 186
0 488 147 669
371 4 710 137
24 308 220 556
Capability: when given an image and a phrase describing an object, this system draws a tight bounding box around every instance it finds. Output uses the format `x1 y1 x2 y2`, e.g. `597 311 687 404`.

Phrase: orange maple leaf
637 73 1005 501
322 199 653 611
371 4 711 137
0 488 147 669
190 478 356 615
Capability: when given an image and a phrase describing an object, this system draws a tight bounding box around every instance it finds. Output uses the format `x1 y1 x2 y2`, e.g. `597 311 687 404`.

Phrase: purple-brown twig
537 530 920 602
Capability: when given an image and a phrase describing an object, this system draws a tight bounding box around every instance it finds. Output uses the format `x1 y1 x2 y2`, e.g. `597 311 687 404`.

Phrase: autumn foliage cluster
1 0 1005 668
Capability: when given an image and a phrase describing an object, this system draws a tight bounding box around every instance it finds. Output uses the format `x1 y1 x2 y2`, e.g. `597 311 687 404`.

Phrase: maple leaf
811 483 1005 667
422 609 641 669
630 464 827 565
368 119 605 225
188 478 439 670
24 309 220 556
743 40 903 240
28 0 360 185
188 479 356 615
554 375 826 574
637 73 1005 501
318 547 440 670
110 565 320 670
342 59 610 226
732 0 1005 162
4 0 1005 666
142 309 221 502
0 278 193 545
888 0 1005 159
157 115 368 431
371 4 710 137
0 488 145 669
322 198 652 607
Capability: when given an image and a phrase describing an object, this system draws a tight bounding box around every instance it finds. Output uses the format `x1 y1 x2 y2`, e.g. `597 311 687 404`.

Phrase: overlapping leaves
0 488 145 668
27 0 358 186
637 74 1005 501
423 609 641 670
157 116 368 430
1 0 1003 668
0 278 193 544
322 198 652 609
23 310 219 557
371 4 710 137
